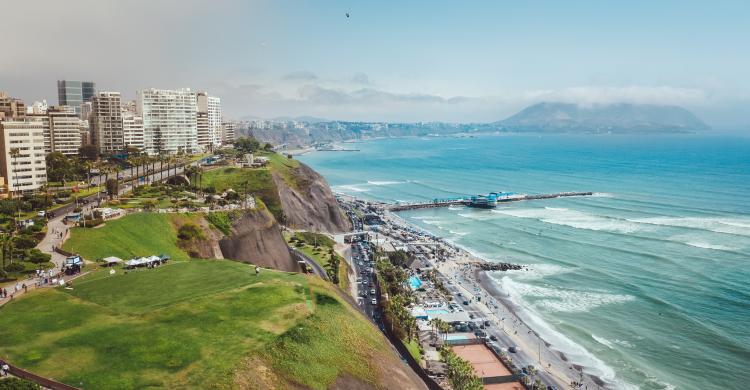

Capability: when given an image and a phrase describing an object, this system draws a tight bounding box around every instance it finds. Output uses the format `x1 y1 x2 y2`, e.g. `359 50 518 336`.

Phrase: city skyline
1 1 749 128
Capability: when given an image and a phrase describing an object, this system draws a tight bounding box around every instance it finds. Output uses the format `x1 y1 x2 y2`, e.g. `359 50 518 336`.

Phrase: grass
0 260 395 389
403 338 423 364
62 213 190 261
199 167 283 220
204 210 241 236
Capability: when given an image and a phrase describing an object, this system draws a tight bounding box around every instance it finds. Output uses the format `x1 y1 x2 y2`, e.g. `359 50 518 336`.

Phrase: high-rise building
122 110 144 151
137 88 197 155
28 100 48 115
0 91 26 121
80 101 92 121
196 92 222 149
0 118 48 195
196 112 210 149
57 80 96 117
46 106 82 155
221 121 236 144
91 91 123 153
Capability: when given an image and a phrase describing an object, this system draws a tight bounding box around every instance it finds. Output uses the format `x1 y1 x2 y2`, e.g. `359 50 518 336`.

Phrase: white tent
102 256 122 264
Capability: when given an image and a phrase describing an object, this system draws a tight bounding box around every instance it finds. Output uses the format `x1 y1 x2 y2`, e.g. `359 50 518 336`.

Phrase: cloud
283 71 318 81
351 72 371 85
297 85 473 106
522 86 707 107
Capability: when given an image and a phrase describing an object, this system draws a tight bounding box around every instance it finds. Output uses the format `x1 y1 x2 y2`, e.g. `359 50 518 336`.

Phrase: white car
370 289 376 295
371 299 377 305
37 210 46 217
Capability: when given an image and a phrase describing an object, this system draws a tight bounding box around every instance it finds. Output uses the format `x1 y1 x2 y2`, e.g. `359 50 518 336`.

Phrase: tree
79 145 99 160
233 136 261 154
46 152 75 183
440 346 484 390
105 178 119 199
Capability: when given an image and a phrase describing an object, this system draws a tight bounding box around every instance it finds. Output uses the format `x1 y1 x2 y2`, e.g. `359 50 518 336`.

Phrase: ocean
298 134 750 390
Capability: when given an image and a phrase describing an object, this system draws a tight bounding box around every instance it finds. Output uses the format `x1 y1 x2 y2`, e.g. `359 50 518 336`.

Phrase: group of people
0 283 28 300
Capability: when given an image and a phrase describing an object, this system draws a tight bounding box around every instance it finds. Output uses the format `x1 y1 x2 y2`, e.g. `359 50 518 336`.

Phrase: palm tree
9 147 20 199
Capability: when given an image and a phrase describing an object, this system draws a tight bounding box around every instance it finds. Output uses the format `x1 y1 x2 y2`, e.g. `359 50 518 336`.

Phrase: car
370 289 376 295
484 320 491 327
37 210 46 217
371 299 377 305
489 335 498 341
468 313 475 319
462 300 469 305
508 346 518 353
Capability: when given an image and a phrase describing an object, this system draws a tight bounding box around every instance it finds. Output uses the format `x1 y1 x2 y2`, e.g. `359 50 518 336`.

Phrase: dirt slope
218 208 299 272
273 163 352 234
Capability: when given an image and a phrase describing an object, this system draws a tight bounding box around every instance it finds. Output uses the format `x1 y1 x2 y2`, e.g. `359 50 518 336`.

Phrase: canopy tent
102 256 122 265
123 255 168 269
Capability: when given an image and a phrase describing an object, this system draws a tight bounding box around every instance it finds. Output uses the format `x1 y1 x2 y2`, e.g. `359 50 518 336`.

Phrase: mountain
497 102 710 133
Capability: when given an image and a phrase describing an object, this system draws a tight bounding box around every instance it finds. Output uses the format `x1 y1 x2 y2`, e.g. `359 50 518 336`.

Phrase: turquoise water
299 135 750 390
425 309 451 315
409 275 423 289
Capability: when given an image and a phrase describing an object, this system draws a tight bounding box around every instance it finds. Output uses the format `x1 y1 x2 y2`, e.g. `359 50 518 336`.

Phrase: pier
387 191 593 212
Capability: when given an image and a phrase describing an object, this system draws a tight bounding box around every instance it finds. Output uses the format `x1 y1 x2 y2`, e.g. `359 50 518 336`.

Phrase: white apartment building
47 106 82 155
221 121 236 144
91 91 123 153
0 118 48 194
196 92 222 150
122 111 144 151
137 88 197 155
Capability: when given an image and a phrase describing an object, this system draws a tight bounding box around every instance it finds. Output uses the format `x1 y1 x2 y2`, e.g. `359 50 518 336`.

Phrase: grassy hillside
0 261 400 389
62 212 191 261
200 167 284 220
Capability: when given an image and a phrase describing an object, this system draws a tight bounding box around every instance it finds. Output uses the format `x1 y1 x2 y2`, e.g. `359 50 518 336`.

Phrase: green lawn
63 212 190 261
0 260 395 389
403 338 423 364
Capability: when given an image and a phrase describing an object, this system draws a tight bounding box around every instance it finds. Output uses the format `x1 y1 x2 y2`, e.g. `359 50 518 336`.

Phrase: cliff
273 162 352 233
218 207 299 272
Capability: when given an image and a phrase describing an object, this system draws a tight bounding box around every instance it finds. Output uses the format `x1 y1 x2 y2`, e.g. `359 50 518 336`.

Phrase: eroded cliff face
218 208 298 272
273 163 352 234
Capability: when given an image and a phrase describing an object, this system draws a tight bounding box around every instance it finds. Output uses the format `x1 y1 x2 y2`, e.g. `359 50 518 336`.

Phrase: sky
1 0 749 128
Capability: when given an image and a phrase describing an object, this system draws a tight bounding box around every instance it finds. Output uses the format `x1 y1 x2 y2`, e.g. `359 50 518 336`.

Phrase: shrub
27 249 51 264
177 223 204 241
4 263 24 272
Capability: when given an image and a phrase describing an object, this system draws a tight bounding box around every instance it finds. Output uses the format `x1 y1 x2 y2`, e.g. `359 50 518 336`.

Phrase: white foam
684 241 738 251
334 184 370 193
591 192 615 198
498 263 572 281
491 275 635 389
613 339 634 348
493 207 643 234
631 216 750 237
366 180 405 186
449 230 469 236
592 334 614 349
448 205 463 211
501 279 635 313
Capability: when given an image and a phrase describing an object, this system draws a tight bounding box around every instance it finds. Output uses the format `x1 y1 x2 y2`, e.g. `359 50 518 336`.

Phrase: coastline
369 201 611 389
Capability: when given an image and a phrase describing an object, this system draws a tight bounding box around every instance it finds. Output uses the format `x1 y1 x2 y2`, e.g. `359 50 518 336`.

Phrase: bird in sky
346 12 350 18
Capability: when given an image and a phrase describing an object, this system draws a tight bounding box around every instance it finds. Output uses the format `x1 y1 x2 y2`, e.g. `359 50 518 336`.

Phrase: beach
375 206 605 389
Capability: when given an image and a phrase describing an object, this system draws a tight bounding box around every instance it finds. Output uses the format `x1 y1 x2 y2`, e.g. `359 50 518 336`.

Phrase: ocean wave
490 276 634 389
592 334 614 349
684 241 739 251
366 180 406 186
333 184 370 193
630 216 750 237
498 277 635 314
497 263 572 281
591 192 615 198
493 207 643 234
613 339 634 348
449 230 469 236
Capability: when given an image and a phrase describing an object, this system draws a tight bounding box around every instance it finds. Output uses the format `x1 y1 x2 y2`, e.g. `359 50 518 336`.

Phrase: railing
2 359 80 390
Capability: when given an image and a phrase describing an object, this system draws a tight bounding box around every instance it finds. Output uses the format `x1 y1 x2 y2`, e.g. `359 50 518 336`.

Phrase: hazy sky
1 0 749 127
